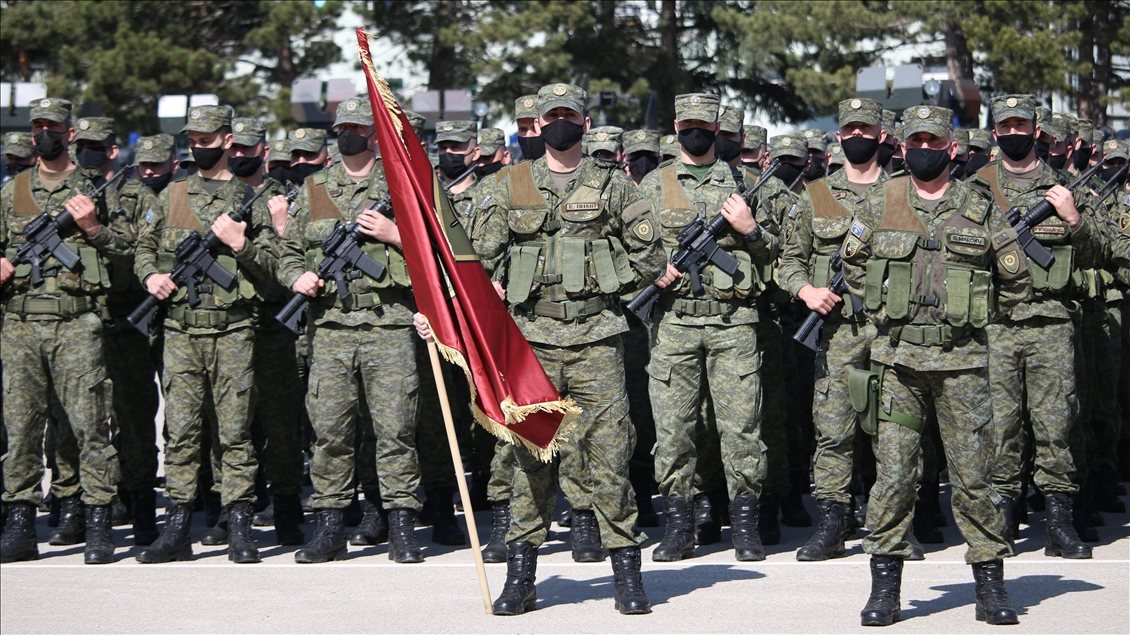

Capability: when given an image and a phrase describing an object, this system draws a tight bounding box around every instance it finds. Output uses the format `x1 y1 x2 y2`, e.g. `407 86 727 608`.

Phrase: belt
169 305 254 329
889 323 972 347
331 287 409 312
661 296 743 318
521 296 612 321
7 294 97 317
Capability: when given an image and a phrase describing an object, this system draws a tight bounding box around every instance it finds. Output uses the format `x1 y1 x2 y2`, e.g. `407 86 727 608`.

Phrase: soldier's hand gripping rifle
275 197 392 335
625 159 782 323
126 183 271 334
10 166 135 287
1005 161 1102 269
792 251 865 352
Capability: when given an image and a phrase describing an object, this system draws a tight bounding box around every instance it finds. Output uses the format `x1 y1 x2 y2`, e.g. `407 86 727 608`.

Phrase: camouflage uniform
585 126 623 160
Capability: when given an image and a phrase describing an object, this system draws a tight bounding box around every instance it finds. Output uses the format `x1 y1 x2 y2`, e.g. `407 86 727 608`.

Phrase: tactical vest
653 164 761 301
301 171 410 310
861 179 995 331
504 160 635 306
807 179 856 289
155 179 258 310
4 170 111 307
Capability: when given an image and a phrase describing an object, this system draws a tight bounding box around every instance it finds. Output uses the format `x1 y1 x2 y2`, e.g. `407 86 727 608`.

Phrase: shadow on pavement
535 564 766 609
903 574 1104 621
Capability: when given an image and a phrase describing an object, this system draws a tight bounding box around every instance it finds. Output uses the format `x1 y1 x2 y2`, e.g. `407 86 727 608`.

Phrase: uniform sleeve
1063 192 1109 270
277 184 312 290
985 200 1033 313
133 187 169 284
85 182 136 260
469 177 511 277
746 192 779 265
779 190 816 298
613 173 665 293
234 189 278 286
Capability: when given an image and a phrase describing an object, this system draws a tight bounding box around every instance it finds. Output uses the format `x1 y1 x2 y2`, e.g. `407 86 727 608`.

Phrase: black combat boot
610 546 651 614
558 507 573 528
729 495 765 561
0 503 39 562
631 473 659 528
914 493 944 544
1000 498 1020 545
652 496 695 562
227 502 260 563
482 501 511 563
780 471 813 527
860 555 903 626
273 494 305 546
252 500 274 527
853 493 869 531
343 495 363 527
48 495 85 545
1072 489 1100 542
203 488 222 528
84 504 115 565
1044 493 1092 559
348 497 388 546
200 508 228 545
797 500 848 561
132 488 159 546
692 492 721 545
295 508 348 563
906 527 925 561
136 504 193 563
429 488 467 546
387 508 424 563
570 509 605 562
1092 467 1126 514
972 560 1019 625
492 542 538 615
758 492 782 545
112 486 132 527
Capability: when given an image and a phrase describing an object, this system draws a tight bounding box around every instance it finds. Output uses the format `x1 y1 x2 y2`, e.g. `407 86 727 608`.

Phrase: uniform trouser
863 363 1011 565
251 325 305 496
692 387 726 495
811 318 877 504
2 312 119 506
487 439 515 503
414 336 457 494
46 399 81 499
104 320 160 491
1081 300 1122 473
649 320 766 501
1120 302 1130 441
306 324 421 511
986 317 1078 498
782 307 816 477
507 336 642 549
756 319 790 495
162 326 258 507
623 315 657 487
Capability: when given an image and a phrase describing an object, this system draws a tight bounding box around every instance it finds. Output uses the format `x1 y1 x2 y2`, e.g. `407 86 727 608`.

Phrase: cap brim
538 98 583 116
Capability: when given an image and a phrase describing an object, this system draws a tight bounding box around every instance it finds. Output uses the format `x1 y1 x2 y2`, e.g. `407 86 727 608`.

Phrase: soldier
799 129 828 184
714 106 744 166
878 110 898 173
966 129 992 176
3 131 38 183
586 126 624 163
476 127 510 179
435 121 480 195
950 130 970 180
514 95 545 162
781 97 889 561
638 92 778 564
843 105 1031 627
136 134 179 196
661 134 679 163
741 125 768 174
265 139 292 185
1071 119 1095 175
1039 111 1075 172
289 128 329 185
0 98 132 564
133 105 278 564
977 95 1105 558
273 97 427 565
453 82 665 615
1098 141 1130 481
826 143 845 175
623 129 661 186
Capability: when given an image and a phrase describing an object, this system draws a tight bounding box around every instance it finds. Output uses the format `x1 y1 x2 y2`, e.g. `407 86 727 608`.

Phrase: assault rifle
1005 161 1102 269
1092 163 1128 207
625 159 782 323
792 251 865 352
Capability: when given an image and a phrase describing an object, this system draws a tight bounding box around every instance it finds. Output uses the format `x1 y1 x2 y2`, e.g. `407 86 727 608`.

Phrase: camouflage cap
586 126 623 154
838 98 882 127
660 134 679 158
515 95 539 120
799 129 827 152
675 93 719 122
900 105 953 138
478 127 506 155
623 129 660 155
435 120 477 144
827 143 845 165
334 97 373 128
29 97 73 123
769 134 807 160
743 125 767 149
267 138 291 161
1102 138 1128 161
3 131 36 158
1041 112 1072 141
991 94 1036 123
134 134 175 163
1034 105 1052 127
182 105 232 134
718 106 744 134
893 121 905 142
953 129 969 154
537 83 586 116
74 117 115 142
967 129 991 150
1076 118 1094 145
231 118 266 146
289 128 328 153
404 110 426 136
881 109 897 135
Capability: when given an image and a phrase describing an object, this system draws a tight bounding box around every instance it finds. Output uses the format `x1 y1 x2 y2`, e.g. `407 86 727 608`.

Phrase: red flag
356 29 575 460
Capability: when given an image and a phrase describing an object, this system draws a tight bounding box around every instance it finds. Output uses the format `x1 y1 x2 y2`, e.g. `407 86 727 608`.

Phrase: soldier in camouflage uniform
623 129 660 187
266 138 292 185
713 106 744 167
586 126 624 163
466 83 664 615
950 130 970 180
1 98 133 564
435 121 481 198
843 105 1031 627
781 98 889 561
661 134 679 163
1071 119 1096 175
514 95 545 162
799 128 828 184
966 129 992 176
741 125 768 175
274 97 426 565
826 143 845 175
288 128 330 186
3 131 38 184
476 127 510 180
1098 140 1130 480
133 105 278 564
978 95 1105 558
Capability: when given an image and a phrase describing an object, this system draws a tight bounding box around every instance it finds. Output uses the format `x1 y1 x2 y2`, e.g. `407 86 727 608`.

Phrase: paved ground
2 487 1127 634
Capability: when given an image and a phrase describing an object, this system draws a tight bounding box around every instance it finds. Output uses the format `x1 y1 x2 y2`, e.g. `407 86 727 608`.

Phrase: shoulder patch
849 220 872 242
633 218 655 242
145 209 156 224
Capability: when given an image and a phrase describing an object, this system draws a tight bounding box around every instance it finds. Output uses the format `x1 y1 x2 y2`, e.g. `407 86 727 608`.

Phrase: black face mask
6 162 34 178
140 172 174 194
678 127 716 157
905 148 951 181
1100 163 1126 183
772 161 803 187
1073 146 1093 171
948 159 967 180
517 135 545 161
890 157 905 173
997 133 1036 162
628 153 659 181
827 163 843 175
1035 138 1051 162
191 145 225 171
714 137 742 163
336 130 371 157
267 165 291 185
741 160 761 171
76 146 109 169
33 130 67 161
540 119 584 152
229 155 263 178
1047 153 1067 170
966 153 991 175
289 162 323 184
437 152 470 180
841 136 880 164
877 142 896 168
475 161 503 179
804 157 825 181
